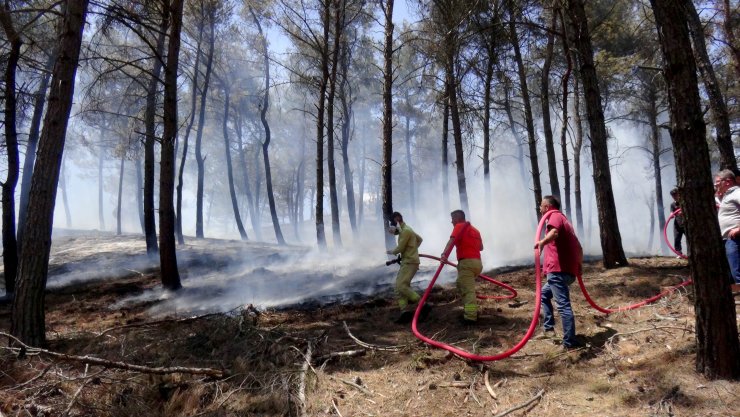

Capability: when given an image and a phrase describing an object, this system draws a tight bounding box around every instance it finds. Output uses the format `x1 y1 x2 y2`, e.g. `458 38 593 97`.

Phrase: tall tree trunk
404 115 415 215
144 8 168 254
719 0 740 79
251 7 285 245
18 52 54 255
339 39 357 235
381 0 395 249
647 83 668 254
235 112 260 240
176 17 204 244
500 73 528 187
358 131 366 229
442 99 450 212
315 0 331 248
98 141 106 230
221 85 248 240
11 0 89 346
0 5 21 296
566 0 628 268
60 153 72 228
683 0 737 171
326 0 343 246
194 9 215 239
446 55 469 213
572 55 585 237
646 196 655 252
508 2 542 219
482 53 494 209
136 157 144 234
558 8 572 218
650 0 740 380
253 146 263 233
541 11 560 198
158 0 184 291
116 153 125 235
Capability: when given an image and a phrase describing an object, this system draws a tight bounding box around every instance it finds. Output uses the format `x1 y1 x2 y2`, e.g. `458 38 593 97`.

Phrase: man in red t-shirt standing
534 195 583 349
442 210 483 323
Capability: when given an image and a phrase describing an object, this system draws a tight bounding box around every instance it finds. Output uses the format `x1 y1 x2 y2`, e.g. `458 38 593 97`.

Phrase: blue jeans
541 272 577 347
725 239 740 284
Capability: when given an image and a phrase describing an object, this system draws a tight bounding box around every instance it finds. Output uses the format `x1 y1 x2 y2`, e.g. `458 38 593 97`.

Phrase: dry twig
298 342 313 417
0 332 225 378
331 398 344 417
491 389 544 417
484 370 497 399
342 321 407 351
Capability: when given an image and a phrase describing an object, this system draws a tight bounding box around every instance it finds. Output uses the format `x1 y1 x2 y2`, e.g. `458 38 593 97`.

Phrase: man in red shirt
534 195 583 349
442 210 483 323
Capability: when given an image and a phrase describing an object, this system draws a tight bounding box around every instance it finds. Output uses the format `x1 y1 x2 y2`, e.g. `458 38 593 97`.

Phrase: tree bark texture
566 0 628 268
326 0 343 246
251 6 285 245
572 51 584 237
541 10 560 199
18 52 54 256
650 0 740 380
682 0 737 171
116 154 125 235
508 1 542 219
176 17 203 244
11 0 90 346
558 8 572 218
0 4 21 295
339 39 357 235
144 8 168 254
446 53 469 214
158 0 184 291
194 7 215 239
647 83 667 254
315 0 330 248
381 0 395 249
221 85 248 240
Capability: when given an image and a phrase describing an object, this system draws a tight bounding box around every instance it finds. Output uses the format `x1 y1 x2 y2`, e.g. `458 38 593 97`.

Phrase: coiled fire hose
409 212 554 361
408 209 692 360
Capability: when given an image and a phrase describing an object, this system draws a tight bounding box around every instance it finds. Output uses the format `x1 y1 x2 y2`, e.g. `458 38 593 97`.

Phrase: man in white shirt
715 169 740 284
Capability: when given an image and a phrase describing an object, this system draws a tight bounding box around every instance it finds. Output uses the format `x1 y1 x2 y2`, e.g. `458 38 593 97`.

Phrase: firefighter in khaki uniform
386 212 430 324
441 210 483 324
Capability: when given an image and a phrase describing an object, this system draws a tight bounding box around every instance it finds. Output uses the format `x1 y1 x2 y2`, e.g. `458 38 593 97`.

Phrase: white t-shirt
718 186 740 239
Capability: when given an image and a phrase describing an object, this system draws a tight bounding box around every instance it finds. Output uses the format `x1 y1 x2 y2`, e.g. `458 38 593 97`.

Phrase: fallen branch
335 377 372 396
314 349 366 365
298 342 313 417
469 374 482 407
61 364 89 417
437 381 470 388
331 398 344 417
96 312 224 338
491 389 544 417
342 321 407 351
484 370 496 399
0 332 225 379
607 325 694 344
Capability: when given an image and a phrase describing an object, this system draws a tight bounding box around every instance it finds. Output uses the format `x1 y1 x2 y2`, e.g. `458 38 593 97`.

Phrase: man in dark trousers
534 195 583 349
669 188 686 257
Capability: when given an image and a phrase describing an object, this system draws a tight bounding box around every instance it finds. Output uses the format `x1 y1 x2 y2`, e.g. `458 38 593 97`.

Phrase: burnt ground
1 237 739 417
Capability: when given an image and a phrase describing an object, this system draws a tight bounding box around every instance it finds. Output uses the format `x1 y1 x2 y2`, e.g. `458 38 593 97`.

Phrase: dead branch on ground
0 332 226 378
491 388 544 417
342 321 408 351
298 341 313 417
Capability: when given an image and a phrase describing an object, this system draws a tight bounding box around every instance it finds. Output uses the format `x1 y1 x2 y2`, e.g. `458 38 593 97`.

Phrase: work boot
458 315 477 326
418 304 433 322
394 310 414 324
533 329 557 340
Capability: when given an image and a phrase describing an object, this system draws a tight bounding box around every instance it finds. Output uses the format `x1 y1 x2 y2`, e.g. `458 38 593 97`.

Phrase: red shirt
451 222 482 260
542 210 582 276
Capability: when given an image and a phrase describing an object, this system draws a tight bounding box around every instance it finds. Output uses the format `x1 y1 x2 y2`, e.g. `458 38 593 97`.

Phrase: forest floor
0 233 739 417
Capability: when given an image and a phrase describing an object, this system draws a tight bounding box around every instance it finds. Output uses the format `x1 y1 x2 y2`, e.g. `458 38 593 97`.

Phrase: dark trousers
673 225 686 254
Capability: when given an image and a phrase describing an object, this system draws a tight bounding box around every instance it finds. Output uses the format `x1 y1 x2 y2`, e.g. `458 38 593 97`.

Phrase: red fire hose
409 213 554 361
573 208 692 314
663 208 688 259
408 210 692 360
